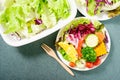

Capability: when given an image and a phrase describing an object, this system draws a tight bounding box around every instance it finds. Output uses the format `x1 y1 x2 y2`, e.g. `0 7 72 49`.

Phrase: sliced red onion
66 34 79 48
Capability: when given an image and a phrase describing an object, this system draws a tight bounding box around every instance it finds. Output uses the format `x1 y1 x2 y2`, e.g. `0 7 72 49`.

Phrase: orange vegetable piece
94 42 107 57
95 32 105 43
77 35 87 58
69 62 76 67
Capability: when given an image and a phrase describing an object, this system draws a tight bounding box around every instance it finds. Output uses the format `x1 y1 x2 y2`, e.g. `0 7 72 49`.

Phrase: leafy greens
0 0 70 38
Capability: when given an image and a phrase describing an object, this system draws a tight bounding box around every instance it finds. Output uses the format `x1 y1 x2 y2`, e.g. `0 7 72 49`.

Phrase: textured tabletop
0 12 120 80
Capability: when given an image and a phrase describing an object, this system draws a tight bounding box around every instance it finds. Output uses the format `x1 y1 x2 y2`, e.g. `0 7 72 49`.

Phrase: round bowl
55 17 111 71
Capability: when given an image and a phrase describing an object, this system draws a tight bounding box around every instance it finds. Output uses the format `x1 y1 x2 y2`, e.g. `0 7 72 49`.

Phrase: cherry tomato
93 58 101 66
86 62 94 68
69 62 76 67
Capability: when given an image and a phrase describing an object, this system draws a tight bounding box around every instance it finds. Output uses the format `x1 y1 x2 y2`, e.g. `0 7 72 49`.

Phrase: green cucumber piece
85 34 98 47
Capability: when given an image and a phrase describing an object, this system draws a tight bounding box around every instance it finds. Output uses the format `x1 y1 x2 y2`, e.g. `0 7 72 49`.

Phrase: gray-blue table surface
0 12 120 80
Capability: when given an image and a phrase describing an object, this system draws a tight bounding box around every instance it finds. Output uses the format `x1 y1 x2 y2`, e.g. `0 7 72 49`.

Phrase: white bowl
56 17 111 71
0 0 77 47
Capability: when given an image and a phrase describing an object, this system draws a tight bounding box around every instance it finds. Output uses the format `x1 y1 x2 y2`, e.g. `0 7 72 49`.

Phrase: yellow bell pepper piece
94 42 107 57
58 42 78 62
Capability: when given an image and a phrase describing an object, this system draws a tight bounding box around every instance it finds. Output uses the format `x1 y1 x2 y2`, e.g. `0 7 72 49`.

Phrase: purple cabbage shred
35 19 42 25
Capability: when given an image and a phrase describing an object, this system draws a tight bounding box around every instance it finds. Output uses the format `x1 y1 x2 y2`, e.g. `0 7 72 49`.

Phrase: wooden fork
41 43 74 76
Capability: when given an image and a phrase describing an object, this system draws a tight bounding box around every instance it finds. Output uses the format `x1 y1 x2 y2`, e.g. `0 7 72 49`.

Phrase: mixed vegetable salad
76 0 120 17
0 0 70 39
56 18 109 69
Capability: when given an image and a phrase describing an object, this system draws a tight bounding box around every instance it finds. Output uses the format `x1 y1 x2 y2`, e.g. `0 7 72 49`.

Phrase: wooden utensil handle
54 57 74 76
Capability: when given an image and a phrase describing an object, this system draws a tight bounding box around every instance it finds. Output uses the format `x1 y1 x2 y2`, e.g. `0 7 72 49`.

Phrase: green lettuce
87 0 96 16
41 0 70 28
47 0 70 19
86 0 120 16
0 5 25 33
0 0 70 36
113 0 119 3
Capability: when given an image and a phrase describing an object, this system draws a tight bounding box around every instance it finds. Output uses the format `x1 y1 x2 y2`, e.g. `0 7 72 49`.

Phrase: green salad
77 0 120 16
0 0 70 39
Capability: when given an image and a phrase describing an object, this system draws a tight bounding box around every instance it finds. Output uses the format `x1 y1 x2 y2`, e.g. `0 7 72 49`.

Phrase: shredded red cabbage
68 22 95 37
34 19 42 25
104 32 109 43
66 22 95 48
86 0 113 15
95 0 112 4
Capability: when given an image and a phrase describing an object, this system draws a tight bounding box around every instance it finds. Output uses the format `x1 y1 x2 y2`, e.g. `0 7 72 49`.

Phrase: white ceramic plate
0 0 77 47
75 0 120 20
56 17 111 71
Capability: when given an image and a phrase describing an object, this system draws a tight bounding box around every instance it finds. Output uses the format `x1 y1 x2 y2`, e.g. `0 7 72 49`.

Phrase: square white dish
0 0 77 47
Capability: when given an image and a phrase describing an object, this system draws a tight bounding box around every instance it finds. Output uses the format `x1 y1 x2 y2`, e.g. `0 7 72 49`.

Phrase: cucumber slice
85 34 98 47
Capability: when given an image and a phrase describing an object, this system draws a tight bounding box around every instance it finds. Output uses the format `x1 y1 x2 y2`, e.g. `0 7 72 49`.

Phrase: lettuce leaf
41 5 57 28
112 0 119 3
0 5 25 33
86 0 120 16
0 0 70 37
41 0 70 28
87 0 96 16
47 0 70 19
